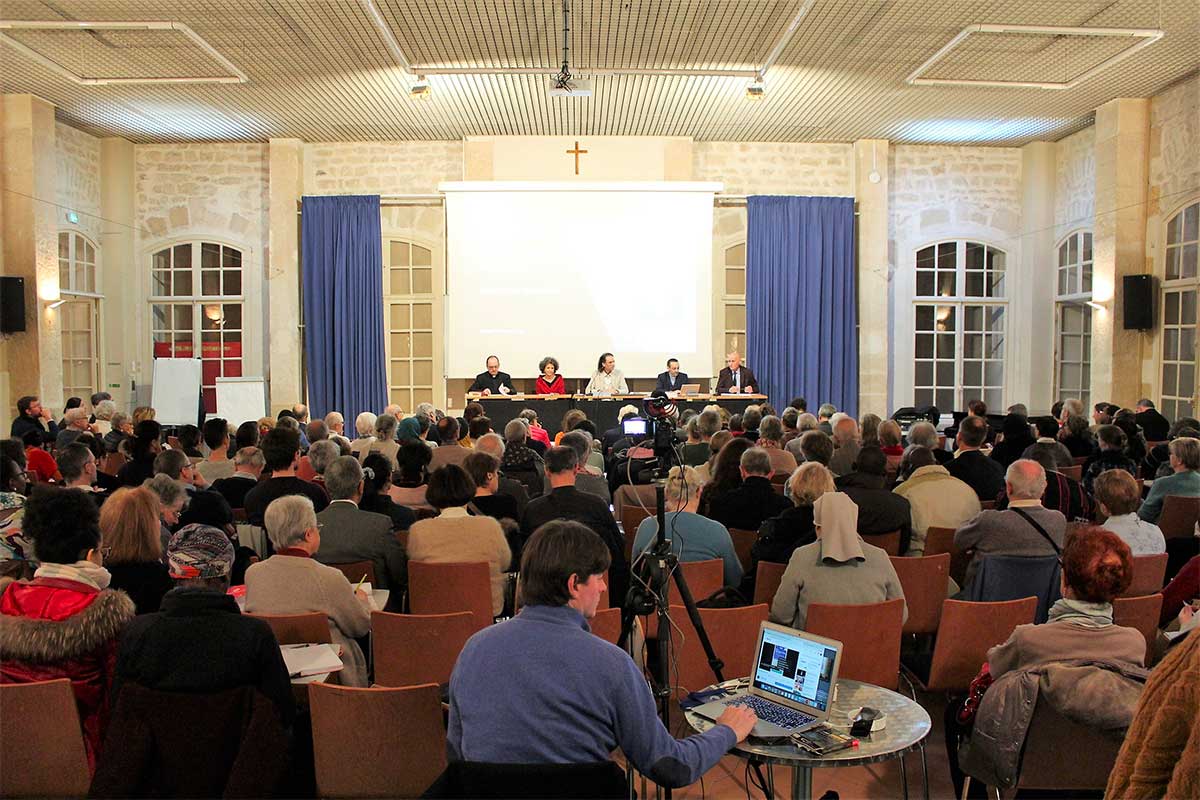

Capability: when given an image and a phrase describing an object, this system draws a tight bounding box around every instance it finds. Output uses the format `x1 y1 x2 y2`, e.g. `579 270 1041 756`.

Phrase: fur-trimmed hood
0 577 135 663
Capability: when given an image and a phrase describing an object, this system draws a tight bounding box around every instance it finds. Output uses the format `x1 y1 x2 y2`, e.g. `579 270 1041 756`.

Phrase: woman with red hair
988 525 1146 677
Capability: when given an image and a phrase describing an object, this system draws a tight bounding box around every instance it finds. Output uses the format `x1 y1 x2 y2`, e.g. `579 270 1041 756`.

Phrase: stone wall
692 142 854 196
1054 126 1095 239
1147 73 1200 270
304 141 463 194
55 122 102 242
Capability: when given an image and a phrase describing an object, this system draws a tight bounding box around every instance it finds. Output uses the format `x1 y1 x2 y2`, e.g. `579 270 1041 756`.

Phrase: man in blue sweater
447 520 756 786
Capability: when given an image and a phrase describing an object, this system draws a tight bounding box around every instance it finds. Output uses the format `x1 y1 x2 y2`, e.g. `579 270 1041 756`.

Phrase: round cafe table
685 679 931 800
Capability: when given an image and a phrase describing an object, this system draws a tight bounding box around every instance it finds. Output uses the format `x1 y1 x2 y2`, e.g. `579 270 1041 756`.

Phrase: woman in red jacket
0 486 136 772
535 356 566 395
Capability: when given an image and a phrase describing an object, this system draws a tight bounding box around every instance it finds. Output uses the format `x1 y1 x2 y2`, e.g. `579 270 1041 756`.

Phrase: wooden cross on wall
566 141 588 175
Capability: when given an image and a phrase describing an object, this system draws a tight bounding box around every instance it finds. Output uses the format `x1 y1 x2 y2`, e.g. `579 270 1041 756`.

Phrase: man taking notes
655 358 690 394
446 520 755 786
469 356 516 396
716 351 758 395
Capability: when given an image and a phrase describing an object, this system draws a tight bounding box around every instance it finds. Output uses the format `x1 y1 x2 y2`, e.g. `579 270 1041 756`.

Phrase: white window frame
382 237 437 413
58 230 103 400
912 239 1009 412
1054 230 1093 409
1159 199 1200 421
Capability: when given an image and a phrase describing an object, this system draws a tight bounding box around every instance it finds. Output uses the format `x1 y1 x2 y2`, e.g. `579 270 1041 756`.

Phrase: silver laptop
679 383 701 396
692 621 842 739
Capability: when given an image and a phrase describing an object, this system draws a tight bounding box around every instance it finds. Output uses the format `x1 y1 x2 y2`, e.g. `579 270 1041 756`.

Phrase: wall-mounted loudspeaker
1122 275 1155 331
0 277 26 333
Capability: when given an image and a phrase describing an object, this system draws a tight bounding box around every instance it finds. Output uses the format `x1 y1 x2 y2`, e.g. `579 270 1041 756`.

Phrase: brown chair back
246 611 332 644
328 560 376 586
99 452 127 476
728 528 757 571
0 679 90 798
1122 553 1168 597
1072 456 1089 466
1061 465 1083 481
923 526 957 557
979 500 996 511
231 507 248 523
309 682 447 798
806 598 905 690
668 604 769 696
613 484 657 520
890 554 950 635
753 561 787 606
921 597 1036 692
408 561 494 633
1016 699 1122 790
1112 593 1163 666
867 530 901 556
643 559 725 639
598 569 610 609
590 606 623 645
1159 495 1200 539
621 507 651 562
372 611 475 688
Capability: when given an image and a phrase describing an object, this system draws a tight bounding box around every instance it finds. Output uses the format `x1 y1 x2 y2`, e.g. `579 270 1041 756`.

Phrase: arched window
1161 201 1198 421
384 239 435 411
1055 231 1093 408
912 240 1007 411
59 231 101 401
149 241 244 413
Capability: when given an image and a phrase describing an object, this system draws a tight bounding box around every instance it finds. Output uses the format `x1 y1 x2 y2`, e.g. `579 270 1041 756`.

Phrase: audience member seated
360 453 417 531
367 414 400 468
816 403 836 436
859 413 881 449
54 407 94 457
1112 410 1149 465
323 412 346 440
211 446 264 510
796 429 834 468
1058 413 1097 459
1093 470 1165 555
447 520 755 784
945 527 1146 798
693 430 731 485
408 464 511 616
245 495 370 686
295 420 328 480
468 414 494 445
1021 415 1075 471
195 418 234 484
463 451 520 525
785 415 815 461
995 448 1094 522
1142 418 1199 478
500 419 545 500
153 448 208 493
520 447 627 604
739 463 835 599
739 406 763 442
1159 555 1199 626
893 447 981 555
104 412 133 455
836 446 913 552
0 457 32 577
1082 424 1139 495
315 456 407 597
518 409 552 451
175 424 204 460
459 402 485 446
10 395 59 447
117 420 163 487
22 430 61 482
244 428 329 528
474 433 531 517
632 466 742 586
769 491 907 629
954 459 1066 593
988 413 1037 468
57 442 109 505
112 523 293 728
702 447 793 533
430 417 471 471
758 415 800 476
301 439 339 492
349 411 377 462
1139 437 1200 524
559 430 611 505
389 440 433 510
826 416 861 477
947 416 1007 502
697 437 752 517
0 486 136 770
906 421 950 465
234 419 260 452
100 487 173 613
144 474 189 554
1134 398 1171 442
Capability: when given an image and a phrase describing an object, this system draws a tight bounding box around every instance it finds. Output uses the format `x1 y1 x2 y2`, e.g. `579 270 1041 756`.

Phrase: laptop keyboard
727 695 816 729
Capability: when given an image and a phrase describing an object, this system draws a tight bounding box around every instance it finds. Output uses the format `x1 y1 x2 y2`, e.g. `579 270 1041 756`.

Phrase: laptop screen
752 626 839 712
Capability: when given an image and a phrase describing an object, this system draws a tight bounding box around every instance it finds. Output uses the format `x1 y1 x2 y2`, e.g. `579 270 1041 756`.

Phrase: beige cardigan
406 507 511 615
244 554 372 687
893 465 982 555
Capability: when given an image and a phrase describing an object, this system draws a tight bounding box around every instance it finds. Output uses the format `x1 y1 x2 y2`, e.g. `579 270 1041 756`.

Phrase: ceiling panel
0 0 1195 145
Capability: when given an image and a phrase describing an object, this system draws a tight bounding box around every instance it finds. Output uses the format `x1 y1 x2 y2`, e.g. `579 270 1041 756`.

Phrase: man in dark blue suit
654 358 689 393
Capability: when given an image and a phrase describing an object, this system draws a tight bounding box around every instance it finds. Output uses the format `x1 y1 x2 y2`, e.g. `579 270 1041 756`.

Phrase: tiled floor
624 692 958 800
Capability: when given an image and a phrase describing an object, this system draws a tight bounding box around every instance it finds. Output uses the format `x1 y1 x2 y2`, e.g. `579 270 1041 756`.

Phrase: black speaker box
0 276 26 333
1123 274 1155 331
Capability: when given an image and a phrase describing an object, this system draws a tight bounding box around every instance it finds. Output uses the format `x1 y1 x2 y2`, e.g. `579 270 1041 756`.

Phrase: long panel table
474 394 768 436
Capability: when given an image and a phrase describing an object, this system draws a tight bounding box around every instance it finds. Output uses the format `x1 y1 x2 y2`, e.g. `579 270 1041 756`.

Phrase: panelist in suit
715 351 758 395
584 352 628 396
654 358 689 394
468 355 516 396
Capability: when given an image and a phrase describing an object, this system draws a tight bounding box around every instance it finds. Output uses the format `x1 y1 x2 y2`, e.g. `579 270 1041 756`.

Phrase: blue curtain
746 196 857 416
301 195 387 426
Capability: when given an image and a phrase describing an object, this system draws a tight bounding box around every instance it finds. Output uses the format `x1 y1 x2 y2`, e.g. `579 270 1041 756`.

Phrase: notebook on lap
692 622 842 739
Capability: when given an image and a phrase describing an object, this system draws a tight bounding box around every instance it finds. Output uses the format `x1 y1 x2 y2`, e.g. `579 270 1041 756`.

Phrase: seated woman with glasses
244 495 371 686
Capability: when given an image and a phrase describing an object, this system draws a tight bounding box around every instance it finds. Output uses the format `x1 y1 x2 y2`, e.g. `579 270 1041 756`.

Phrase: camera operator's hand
716 705 757 742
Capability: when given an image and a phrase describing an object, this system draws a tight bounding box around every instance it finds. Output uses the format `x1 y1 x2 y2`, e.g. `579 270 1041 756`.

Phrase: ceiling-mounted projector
549 78 593 97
